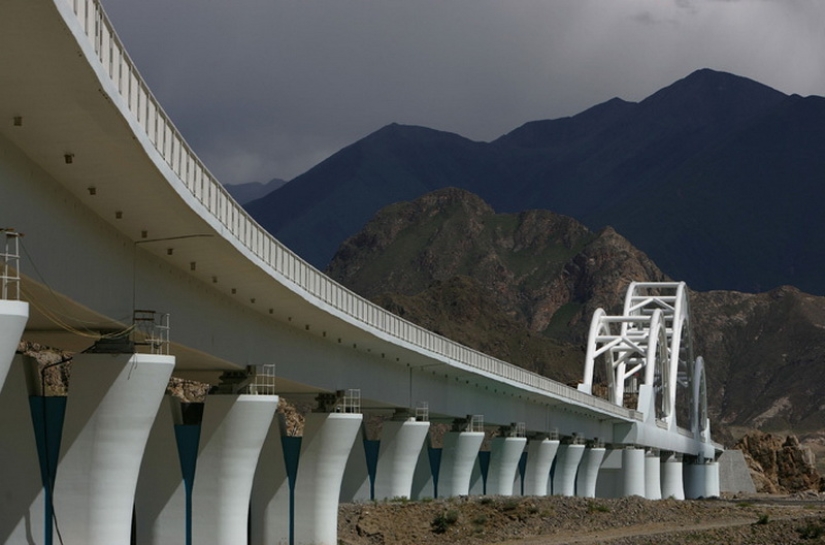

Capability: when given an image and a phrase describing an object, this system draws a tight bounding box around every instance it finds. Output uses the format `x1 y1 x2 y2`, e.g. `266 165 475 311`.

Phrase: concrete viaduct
0 0 723 544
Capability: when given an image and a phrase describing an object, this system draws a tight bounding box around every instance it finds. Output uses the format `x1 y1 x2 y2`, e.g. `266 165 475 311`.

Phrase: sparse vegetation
340 496 825 545
587 500 611 513
500 498 520 512
797 520 825 540
431 509 459 534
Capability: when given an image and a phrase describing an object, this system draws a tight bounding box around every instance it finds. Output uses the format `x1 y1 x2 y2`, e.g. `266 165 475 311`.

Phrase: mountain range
224 178 287 205
325 188 825 449
245 69 825 294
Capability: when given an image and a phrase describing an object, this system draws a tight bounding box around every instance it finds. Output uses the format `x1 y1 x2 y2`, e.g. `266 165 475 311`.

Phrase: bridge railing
63 0 639 421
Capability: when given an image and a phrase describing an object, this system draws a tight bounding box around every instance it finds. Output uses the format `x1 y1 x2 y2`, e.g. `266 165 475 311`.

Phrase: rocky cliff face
692 287 825 432
328 187 666 347
736 431 824 493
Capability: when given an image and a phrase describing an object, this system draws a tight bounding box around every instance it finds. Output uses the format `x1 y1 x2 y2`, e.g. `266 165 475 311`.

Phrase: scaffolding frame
1 229 22 301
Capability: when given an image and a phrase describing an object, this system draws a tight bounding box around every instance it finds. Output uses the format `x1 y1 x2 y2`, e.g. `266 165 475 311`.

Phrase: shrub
501 498 520 512
587 501 610 513
797 521 825 540
432 510 460 534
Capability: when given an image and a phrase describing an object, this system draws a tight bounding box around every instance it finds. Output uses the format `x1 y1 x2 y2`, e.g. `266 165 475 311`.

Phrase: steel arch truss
580 282 708 431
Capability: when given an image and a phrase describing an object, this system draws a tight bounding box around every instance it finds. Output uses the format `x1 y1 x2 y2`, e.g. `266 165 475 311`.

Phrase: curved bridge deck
0 1 727 543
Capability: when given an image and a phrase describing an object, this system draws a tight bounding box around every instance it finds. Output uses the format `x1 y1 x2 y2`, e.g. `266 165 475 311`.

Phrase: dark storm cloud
99 0 825 184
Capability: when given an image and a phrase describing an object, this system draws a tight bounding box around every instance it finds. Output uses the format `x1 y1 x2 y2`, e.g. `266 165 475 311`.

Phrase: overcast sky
99 0 824 185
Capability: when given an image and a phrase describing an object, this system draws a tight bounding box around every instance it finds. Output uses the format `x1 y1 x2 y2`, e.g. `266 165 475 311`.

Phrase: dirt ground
338 494 825 545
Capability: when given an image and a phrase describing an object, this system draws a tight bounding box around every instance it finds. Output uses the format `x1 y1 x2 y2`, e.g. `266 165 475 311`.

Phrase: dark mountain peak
246 69 825 293
639 68 787 126
364 123 478 146
575 97 636 122
371 122 429 137
655 68 783 98
225 177 287 206
495 96 636 149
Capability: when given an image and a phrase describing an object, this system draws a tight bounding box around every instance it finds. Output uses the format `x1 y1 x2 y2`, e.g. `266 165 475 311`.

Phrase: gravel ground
338 494 825 545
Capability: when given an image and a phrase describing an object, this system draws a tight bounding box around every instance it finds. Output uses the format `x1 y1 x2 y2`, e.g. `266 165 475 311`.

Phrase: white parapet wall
51 353 175 545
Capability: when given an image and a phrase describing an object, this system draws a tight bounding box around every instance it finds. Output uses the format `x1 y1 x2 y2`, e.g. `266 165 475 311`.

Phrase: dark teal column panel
29 396 67 545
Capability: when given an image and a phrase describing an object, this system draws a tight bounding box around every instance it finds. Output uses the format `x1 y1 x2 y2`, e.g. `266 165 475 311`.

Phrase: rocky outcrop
735 431 825 494
17 341 71 396
692 287 825 432
328 187 666 347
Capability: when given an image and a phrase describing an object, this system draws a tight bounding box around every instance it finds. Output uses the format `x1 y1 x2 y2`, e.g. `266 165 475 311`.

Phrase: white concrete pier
0 356 46 544
684 459 708 499
553 443 585 496
373 418 431 500
523 437 559 496
486 437 527 496
135 396 188 545
661 453 685 500
292 412 362 545
52 353 175 545
249 413 292 545
0 300 28 390
191 394 279 545
704 460 721 498
410 437 436 500
622 447 646 497
439 431 485 497
576 446 606 498
645 449 662 500
340 425 371 502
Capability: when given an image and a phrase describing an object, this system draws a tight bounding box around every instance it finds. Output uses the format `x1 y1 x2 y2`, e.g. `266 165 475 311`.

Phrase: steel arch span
580 282 710 437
